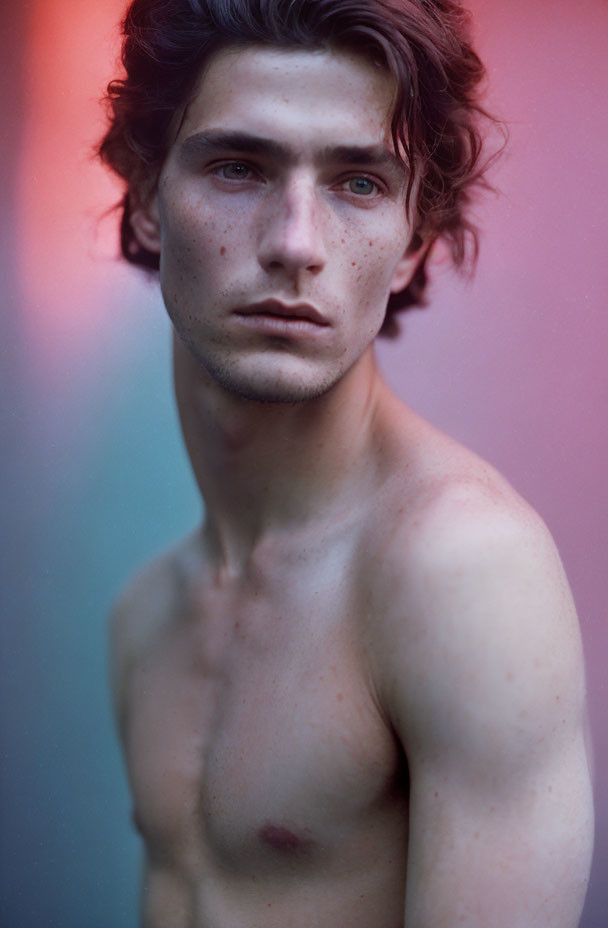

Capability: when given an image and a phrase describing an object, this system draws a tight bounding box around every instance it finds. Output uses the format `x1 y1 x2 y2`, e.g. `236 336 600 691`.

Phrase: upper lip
235 299 329 326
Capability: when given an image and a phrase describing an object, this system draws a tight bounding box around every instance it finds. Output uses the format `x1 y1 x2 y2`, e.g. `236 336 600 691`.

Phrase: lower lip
234 312 329 337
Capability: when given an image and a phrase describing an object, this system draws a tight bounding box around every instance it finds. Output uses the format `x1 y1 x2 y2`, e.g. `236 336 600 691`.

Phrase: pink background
2 0 606 923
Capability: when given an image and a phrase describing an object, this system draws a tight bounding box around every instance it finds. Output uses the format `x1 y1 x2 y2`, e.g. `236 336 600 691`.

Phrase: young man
100 1 594 925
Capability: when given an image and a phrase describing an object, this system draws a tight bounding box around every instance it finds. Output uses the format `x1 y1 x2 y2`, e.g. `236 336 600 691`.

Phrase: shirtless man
100 1 594 925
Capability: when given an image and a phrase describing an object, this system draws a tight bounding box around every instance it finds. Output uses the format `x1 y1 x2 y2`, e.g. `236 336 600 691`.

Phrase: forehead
175 45 397 153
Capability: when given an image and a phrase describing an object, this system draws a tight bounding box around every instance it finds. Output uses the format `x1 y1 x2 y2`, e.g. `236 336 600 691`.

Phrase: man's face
132 45 419 403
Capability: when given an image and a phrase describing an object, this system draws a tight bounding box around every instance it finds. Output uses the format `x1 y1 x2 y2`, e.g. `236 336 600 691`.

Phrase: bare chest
123 575 407 878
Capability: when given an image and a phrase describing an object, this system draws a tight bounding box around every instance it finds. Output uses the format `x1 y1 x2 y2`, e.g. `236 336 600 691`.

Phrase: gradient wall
1 1 606 925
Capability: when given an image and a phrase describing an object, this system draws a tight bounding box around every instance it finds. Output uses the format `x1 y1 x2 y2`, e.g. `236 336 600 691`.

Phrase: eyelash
211 161 384 198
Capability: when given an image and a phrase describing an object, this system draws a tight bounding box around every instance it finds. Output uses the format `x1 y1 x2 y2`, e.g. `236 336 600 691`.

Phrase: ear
388 236 427 295
129 189 162 255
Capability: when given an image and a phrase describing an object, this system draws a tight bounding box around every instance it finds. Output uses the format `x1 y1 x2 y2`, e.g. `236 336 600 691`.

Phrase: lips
234 299 329 327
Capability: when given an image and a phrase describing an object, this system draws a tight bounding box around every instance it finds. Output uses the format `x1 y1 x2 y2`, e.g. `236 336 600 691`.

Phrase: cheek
334 206 408 288
343 239 402 303
161 188 234 257
163 207 236 281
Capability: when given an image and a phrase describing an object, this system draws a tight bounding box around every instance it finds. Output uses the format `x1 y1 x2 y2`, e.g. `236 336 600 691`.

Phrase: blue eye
219 163 252 180
347 177 377 196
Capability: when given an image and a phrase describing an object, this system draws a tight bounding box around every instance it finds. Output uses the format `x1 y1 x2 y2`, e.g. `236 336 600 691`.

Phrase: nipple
258 823 313 853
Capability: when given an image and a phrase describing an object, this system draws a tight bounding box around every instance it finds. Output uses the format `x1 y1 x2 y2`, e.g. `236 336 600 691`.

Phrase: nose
257 176 327 279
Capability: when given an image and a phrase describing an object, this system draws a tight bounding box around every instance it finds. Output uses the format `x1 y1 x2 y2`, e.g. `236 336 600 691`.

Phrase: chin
215 371 339 406
202 353 344 406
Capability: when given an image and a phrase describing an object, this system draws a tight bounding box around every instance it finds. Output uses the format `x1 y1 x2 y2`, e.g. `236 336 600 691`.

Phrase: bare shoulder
365 416 587 746
108 530 202 737
364 414 594 922
399 454 568 598
371 412 561 582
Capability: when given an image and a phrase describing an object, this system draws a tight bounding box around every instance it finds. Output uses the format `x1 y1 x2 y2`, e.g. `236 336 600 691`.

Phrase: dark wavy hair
98 0 502 335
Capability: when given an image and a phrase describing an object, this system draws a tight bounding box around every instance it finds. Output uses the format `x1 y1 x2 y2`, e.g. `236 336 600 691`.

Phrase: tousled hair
98 0 502 335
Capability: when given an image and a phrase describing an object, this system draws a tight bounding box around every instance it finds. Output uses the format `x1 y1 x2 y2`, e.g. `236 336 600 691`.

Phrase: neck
173 334 390 574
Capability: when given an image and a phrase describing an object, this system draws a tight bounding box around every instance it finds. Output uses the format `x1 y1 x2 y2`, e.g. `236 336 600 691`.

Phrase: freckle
507 671 515 682
337 692 344 702
548 785 553 792
369 241 374 246
359 894 366 899
474 832 479 839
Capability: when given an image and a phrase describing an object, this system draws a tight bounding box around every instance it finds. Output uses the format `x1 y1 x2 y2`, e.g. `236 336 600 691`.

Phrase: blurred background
1 0 606 924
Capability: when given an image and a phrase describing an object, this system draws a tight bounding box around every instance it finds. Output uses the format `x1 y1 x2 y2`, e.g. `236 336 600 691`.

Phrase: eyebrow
180 130 286 162
179 130 405 176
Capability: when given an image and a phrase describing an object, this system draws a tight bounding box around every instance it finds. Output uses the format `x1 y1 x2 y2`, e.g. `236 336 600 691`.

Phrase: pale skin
111 45 594 927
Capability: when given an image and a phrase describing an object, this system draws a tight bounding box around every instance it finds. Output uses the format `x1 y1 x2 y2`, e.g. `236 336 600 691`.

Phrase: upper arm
380 497 594 926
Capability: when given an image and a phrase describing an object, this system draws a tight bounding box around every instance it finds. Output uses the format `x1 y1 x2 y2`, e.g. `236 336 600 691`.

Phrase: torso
122 518 409 928
114 408 520 928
